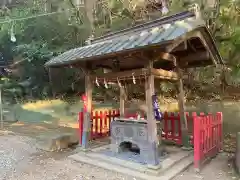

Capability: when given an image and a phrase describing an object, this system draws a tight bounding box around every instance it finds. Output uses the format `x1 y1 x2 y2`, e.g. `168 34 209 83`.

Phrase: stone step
86 152 149 173
70 152 155 180
158 150 193 174
158 155 193 180
86 150 192 175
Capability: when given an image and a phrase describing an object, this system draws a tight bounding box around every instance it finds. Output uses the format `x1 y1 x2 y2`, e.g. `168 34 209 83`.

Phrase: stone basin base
111 118 162 165
69 144 193 180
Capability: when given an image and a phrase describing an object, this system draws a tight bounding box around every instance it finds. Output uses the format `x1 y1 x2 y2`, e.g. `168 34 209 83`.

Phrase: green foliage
0 0 239 102
0 0 91 101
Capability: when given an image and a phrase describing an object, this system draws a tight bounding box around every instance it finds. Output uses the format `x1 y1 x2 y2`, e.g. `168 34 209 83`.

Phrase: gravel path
0 134 136 180
174 153 236 180
0 133 236 180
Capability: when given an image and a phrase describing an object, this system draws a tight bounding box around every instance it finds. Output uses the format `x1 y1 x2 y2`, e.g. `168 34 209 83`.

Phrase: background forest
0 0 239 103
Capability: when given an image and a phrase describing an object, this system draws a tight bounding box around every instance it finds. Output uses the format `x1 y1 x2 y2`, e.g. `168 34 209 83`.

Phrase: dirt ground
174 153 237 180
0 133 135 180
0 131 237 180
0 99 238 180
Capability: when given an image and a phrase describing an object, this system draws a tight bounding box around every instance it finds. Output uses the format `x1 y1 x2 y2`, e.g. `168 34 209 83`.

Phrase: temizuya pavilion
45 11 223 165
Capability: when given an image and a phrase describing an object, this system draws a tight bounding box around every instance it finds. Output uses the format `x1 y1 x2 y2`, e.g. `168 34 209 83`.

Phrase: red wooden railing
193 112 223 171
91 110 120 139
78 110 120 144
78 110 223 171
162 112 194 145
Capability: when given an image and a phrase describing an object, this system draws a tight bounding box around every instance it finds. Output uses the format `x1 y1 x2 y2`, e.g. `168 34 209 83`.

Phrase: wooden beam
196 32 218 66
180 51 210 63
166 30 219 67
82 70 93 149
90 68 178 82
145 60 159 165
151 68 178 80
91 68 149 79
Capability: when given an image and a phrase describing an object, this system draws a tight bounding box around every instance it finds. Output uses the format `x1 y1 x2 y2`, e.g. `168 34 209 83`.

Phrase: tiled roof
45 11 221 67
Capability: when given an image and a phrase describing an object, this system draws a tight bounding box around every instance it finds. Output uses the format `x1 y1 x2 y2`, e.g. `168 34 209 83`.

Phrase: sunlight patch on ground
29 125 48 130
58 122 79 129
15 99 116 131
21 99 65 110
11 122 25 126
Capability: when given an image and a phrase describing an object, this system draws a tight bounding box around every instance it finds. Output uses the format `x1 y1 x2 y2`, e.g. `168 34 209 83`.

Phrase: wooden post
176 65 190 148
82 70 93 149
0 87 3 129
120 87 126 117
145 60 159 165
48 68 55 97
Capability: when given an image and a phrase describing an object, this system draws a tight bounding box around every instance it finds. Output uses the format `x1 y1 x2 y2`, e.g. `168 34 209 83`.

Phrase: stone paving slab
69 145 194 180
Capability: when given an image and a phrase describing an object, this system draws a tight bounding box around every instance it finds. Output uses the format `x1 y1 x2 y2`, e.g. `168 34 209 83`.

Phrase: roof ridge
92 11 195 44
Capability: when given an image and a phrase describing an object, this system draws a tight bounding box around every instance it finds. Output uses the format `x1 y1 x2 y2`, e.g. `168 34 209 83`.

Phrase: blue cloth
152 94 162 121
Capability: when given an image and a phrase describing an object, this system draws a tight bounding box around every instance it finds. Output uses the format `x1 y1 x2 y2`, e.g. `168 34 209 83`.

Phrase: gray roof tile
45 16 205 67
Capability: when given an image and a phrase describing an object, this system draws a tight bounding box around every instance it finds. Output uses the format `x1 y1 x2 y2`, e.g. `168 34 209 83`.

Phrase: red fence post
95 111 99 138
208 113 214 156
99 111 103 136
82 94 87 112
108 110 112 136
191 112 197 145
90 111 94 140
104 111 110 136
78 111 84 145
164 112 168 140
177 112 182 145
171 112 175 141
194 114 201 171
